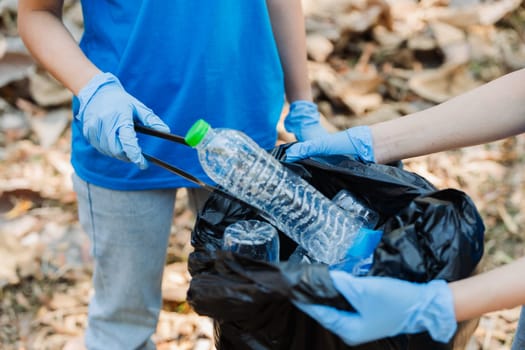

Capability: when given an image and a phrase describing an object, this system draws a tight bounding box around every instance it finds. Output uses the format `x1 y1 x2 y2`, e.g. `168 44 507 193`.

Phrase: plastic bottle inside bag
222 219 280 263
185 119 368 265
289 189 382 275
330 190 381 274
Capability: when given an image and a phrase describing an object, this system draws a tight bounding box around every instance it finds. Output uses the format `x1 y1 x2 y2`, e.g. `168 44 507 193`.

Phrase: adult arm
372 68 525 164
17 0 100 94
451 257 525 321
286 68 525 162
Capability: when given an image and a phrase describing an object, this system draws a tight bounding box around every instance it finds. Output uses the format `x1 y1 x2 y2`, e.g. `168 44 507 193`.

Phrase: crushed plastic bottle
331 190 379 229
185 119 367 265
222 220 279 263
288 189 382 273
329 190 382 274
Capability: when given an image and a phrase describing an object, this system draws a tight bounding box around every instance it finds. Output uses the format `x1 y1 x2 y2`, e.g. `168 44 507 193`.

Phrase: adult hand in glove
294 271 457 346
284 100 330 141
285 126 375 163
76 72 170 169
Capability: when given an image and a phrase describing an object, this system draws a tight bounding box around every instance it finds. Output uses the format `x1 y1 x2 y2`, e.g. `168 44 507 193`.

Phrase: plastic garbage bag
187 145 485 350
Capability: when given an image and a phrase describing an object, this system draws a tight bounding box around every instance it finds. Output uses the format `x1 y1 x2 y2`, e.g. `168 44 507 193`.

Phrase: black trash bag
187 145 485 350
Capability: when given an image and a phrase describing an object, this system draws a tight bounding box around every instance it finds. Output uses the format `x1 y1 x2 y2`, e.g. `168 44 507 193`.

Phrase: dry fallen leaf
408 63 481 103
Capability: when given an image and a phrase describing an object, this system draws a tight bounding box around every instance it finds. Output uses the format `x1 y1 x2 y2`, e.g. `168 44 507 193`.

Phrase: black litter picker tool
133 123 265 216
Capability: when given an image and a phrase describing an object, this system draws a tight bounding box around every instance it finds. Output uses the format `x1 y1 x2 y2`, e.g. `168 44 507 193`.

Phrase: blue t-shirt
72 1 284 190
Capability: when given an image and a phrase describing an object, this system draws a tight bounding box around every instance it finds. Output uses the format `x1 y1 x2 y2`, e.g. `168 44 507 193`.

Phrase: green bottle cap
185 119 211 147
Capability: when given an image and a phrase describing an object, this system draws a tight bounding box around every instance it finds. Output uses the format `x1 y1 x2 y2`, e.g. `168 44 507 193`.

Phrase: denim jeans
73 174 208 350
512 307 525 350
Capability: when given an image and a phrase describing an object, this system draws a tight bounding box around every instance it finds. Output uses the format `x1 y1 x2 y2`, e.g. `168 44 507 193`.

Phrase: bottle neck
195 127 216 149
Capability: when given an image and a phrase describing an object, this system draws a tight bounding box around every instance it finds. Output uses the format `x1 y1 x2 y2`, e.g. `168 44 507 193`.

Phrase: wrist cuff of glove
286 101 319 124
345 126 375 163
76 72 121 120
290 100 317 112
420 280 457 343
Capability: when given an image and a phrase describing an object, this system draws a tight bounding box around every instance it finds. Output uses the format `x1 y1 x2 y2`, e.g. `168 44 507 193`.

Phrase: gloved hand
294 271 457 345
76 72 170 169
284 100 330 141
285 126 375 163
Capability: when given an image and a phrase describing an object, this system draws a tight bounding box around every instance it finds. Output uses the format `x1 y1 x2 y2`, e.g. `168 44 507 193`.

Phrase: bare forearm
371 68 525 164
450 257 525 321
266 0 312 102
18 0 100 94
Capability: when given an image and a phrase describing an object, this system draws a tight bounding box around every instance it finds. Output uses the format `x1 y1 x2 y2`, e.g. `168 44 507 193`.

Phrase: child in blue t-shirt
18 1 328 349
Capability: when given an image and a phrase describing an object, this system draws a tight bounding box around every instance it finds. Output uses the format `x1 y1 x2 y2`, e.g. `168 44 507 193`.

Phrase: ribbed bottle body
196 128 362 264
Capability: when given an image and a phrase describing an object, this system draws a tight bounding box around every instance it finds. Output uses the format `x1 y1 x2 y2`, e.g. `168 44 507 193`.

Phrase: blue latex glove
76 72 170 169
284 100 330 141
295 271 457 345
285 126 375 163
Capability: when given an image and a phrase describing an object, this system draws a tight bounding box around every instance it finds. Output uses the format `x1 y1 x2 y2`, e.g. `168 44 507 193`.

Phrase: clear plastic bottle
288 189 381 272
185 119 365 265
331 190 379 229
328 190 383 275
222 220 279 263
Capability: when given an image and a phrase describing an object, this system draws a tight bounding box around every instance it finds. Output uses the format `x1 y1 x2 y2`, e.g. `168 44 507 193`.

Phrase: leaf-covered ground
1 1 524 349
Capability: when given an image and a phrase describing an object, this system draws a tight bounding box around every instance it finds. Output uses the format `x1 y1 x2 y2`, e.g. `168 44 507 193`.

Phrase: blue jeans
73 174 209 350
512 307 525 350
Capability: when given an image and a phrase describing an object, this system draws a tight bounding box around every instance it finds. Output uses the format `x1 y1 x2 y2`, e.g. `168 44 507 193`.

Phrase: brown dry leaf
15 291 32 310
0 189 43 215
161 262 191 303
0 0 17 13
373 25 406 49
0 33 6 59
408 64 482 103
49 293 80 310
0 53 34 87
3 199 33 219
308 61 341 102
15 97 48 116
466 25 500 63
348 103 402 126
0 214 40 239
304 0 392 40
336 3 387 33
0 231 38 287
497 203 520 235
407 30 438 52
0 37 34 88
37 306 88 336
341 65 383 95
0 109 31 143
497 29 525 70
28 69 73 107
305 16 341 42
303 0 365 17
30 108 71 148
306 33 334 62
429 21 470 64
308 58 384 114
477 0 523 25
424 0 523 27
340 91 383 115
154 310 213 345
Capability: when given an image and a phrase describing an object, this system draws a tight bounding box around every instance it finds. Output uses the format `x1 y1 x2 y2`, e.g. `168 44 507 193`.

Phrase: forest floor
1 1 524 349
